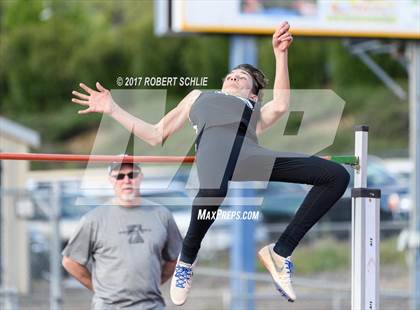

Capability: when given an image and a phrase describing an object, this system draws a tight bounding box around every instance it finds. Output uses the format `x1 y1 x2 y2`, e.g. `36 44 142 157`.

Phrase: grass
285 238 350 275
256 236 407 275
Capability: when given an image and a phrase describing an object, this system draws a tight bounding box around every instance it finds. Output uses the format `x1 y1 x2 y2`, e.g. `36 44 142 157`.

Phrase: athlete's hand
272 22 293 55
72 82 116 115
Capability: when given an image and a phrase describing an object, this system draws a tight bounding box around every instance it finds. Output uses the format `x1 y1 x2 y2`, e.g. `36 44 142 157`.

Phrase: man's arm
62 256 94 291
160 208 183 284
161 260 177 284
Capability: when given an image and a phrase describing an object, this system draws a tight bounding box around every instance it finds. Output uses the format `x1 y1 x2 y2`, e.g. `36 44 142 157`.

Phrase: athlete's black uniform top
180 91 350 263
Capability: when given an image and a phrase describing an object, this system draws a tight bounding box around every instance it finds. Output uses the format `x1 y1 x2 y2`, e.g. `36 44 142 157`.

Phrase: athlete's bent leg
269 156 350 257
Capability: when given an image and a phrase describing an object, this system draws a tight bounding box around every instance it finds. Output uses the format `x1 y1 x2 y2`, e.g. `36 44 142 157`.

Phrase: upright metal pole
408 42 420 310
353 125 368 189
229 35 257 310
352 125 380 310
50 183 62 310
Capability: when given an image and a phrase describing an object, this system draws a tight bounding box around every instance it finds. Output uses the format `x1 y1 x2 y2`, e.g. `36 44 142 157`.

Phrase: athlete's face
109 165 143 203
222 69 258 101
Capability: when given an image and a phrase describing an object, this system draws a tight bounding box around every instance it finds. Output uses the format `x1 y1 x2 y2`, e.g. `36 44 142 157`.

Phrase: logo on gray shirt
119 225 151 244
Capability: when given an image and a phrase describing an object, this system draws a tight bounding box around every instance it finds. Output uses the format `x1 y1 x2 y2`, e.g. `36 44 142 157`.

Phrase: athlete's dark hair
233 64 268 99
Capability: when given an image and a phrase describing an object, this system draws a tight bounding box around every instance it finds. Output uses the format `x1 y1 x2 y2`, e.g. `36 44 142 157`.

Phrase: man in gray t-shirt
62 161 182 309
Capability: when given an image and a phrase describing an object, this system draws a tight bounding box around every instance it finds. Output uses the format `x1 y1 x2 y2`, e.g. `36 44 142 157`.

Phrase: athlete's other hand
72 82 116 115
272 22 293 55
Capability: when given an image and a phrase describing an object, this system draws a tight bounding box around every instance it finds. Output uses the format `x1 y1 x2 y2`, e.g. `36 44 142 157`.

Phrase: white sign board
157 0 420 39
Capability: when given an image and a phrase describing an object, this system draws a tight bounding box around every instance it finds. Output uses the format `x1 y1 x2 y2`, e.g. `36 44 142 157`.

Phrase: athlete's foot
258 244 296 302
170 259 195 306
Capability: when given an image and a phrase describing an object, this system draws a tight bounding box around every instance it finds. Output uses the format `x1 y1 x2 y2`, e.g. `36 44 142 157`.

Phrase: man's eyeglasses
111 171 140 180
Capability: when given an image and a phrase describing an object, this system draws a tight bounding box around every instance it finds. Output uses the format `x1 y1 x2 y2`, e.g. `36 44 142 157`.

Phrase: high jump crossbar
0 153 358 166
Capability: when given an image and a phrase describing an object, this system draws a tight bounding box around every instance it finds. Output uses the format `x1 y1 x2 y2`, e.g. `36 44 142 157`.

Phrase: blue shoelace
285 259 294 275
175 265 193 288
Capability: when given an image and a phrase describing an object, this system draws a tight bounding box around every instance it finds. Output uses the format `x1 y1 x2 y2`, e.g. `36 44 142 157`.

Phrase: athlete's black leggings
180 126 350 264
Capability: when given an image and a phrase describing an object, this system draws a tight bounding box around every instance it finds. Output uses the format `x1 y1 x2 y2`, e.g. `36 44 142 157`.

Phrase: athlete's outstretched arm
257 22 293 135
72 82 201 146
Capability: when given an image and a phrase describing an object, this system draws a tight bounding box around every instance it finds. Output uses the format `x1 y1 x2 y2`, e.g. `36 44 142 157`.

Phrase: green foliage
124 15 190 94
328 40 407 92
259 37 328 88
1 0 44 30
0 0 410 157
380 236 406 266
328 40 379 90
181 35 229 91
19 104 101 141
322 83 408 156
0 0 92 114
360 87 409 152
292 238 350 274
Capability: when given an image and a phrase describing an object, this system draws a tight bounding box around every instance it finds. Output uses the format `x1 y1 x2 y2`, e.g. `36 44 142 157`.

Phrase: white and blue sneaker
258 244 296 302
170 259 195 306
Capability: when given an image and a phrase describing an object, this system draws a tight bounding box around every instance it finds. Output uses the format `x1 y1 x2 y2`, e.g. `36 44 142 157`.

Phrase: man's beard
120 192 136 201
